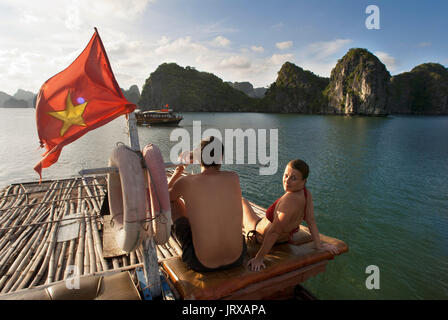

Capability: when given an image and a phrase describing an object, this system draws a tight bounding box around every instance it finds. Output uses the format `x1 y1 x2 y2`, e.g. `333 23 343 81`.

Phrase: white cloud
157 36 171 46
304 39 352 60
271 22 284 30
212 36 231 47
298 61 339 78
374 51 398 72
73 0 154 20
269 53 294 65
3 0 153 27
65 3 82 31
276 41 293 50
0 2 358 95
155 36 207 55
193 19 238 36
418 42 431 47
251 45 264 53
276 39 354 78
0 0 155 94
219 56 251 69
20 12 41 24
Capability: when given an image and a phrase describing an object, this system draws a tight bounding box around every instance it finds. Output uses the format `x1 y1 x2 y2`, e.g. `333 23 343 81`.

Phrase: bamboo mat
0 176 138 295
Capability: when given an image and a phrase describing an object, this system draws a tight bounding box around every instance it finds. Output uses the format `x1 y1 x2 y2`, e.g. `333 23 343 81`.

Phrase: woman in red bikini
242 159 339 271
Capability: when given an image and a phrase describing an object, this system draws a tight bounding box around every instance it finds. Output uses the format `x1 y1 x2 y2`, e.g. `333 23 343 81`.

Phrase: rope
109 212 168 231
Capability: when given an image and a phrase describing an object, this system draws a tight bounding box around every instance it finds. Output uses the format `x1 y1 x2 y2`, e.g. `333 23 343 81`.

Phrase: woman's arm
304 190 321 249
247 197 296 271
304 189 339 254
247 223 280 271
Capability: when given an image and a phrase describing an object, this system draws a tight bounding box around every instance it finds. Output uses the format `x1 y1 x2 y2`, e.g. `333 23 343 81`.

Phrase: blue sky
0 0 447 95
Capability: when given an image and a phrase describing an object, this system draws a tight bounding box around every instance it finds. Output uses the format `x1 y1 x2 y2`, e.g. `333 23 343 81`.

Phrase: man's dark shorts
171 217 247 273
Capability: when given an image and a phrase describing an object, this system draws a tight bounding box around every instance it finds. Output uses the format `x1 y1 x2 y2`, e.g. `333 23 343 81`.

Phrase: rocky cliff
138 63 255 112
388 63 448 114
324 48 390 115
121 85 141 105
227 81 267 98
0 89 36 108
3 98 29 108
2 49 447 115
0 92 10 107
134 54 448 115
260 62 329 113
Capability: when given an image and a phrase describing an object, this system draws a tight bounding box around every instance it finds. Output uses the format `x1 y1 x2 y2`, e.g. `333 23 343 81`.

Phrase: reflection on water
1 109 447 299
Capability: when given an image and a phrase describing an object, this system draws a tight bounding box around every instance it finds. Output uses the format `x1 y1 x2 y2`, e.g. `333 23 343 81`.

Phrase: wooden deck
0 172 345 300
0 176 139 294
0 173 269 298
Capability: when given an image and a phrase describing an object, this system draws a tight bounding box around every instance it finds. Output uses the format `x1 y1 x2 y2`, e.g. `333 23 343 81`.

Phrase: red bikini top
265 186 308 241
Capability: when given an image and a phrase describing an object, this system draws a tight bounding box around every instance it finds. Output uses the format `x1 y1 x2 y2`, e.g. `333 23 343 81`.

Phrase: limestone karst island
2 48 447 116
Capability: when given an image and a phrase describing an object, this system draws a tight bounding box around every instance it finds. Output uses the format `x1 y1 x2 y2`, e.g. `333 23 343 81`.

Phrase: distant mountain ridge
0 87 141 109
138 63 255 112
264 49 447 115
121 85 141 105
4 50 447 115
137 53 448 115
324 48 391 115
0 89 36 108
261 62 329 113
388 63 448 114
226 81 267 98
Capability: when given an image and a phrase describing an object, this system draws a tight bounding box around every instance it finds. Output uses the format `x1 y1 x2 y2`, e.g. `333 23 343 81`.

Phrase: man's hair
200 136 224 168
287 159 309 180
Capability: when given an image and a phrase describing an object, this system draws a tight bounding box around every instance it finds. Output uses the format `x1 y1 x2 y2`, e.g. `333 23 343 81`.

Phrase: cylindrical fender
107 145 147 253
142 143 172 245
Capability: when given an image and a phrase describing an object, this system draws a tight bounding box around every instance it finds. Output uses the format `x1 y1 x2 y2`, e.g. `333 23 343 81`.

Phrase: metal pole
127 112 141 150
127 111 162 299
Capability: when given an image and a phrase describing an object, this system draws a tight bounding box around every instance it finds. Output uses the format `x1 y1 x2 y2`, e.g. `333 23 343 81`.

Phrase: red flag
34 29 135 179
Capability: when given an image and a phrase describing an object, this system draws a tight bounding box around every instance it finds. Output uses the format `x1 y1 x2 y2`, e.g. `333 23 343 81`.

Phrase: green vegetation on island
138 63 256 112
137 49 447 115
324 48 391 115
121 85 141 105
261 62 329 113
3 50 447 115
388 63 448 114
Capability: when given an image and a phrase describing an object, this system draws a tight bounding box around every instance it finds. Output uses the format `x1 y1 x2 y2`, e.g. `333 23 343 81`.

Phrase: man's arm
169 173 186 203
168 165 185 189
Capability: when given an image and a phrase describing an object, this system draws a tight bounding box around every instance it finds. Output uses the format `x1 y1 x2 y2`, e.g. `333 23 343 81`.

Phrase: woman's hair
200 136 224 168
287 159 309 180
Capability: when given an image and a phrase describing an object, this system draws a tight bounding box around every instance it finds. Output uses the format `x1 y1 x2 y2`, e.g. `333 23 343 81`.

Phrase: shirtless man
168 136 246 272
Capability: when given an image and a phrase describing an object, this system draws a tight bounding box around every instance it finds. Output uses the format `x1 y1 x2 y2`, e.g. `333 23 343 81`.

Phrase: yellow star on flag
48 91 88 136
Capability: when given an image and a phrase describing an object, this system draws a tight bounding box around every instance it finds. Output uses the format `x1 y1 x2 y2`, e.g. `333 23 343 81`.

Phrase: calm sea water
1 108 447 299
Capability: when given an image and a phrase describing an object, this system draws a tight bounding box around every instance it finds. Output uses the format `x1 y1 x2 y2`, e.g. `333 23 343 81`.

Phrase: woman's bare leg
242 197 261 233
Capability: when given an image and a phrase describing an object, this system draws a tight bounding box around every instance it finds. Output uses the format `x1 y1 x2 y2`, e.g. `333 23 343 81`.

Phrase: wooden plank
221 261 327 300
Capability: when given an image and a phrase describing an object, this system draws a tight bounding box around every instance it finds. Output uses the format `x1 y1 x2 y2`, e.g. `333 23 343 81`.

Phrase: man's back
179 170 244 268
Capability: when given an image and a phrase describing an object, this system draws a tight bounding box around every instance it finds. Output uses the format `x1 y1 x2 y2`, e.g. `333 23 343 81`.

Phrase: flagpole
93 27 161 298
127 111 162 299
